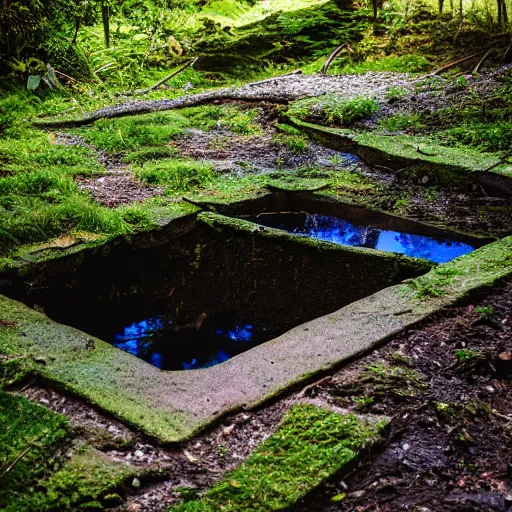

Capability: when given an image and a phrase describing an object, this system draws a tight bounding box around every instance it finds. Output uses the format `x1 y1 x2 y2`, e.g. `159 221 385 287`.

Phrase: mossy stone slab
288 117 512 193
171 404 388 512
1 233 511 443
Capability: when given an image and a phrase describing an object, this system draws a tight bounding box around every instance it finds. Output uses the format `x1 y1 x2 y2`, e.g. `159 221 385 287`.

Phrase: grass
288 95 380 127
0 392 69 508
76 105 261 153
134 159 216 194
333 54 429 75
171 404 386 512
0 117 146 257
76 111 192 152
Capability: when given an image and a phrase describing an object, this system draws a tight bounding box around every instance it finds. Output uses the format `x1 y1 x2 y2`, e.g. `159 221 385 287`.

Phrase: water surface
109 312 270 371
254 212 475 263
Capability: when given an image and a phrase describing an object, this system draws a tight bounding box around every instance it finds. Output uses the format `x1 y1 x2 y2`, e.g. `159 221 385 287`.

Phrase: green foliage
442 122 512 152
78 112 191 152
273 133 309 154
0 0 94 78
172 404 384 512
474 305 494 319
336 54 429 74
288 95 379 127
379 113 426 133
135 159 216 193
0 392 69 508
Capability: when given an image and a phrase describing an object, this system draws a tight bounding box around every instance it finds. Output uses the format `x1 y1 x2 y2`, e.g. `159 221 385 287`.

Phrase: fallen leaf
184 450 198 463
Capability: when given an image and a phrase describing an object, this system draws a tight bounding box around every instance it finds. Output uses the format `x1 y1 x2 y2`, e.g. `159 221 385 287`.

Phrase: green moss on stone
0 392 69 508
171 404 387 512
6 447 136 512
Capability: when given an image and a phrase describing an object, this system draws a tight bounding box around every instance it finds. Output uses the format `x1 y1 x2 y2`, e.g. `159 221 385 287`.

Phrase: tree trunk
102 2 110 48
439 0 444 14
371 0 378 20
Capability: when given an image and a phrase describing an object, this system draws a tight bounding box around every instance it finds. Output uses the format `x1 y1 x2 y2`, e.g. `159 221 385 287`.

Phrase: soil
14 278 512 512
172 126 356 175
56 133 162 207
293 279 512 512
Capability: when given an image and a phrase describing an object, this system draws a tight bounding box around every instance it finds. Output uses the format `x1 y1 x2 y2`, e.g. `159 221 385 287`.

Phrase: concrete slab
1 235 511 443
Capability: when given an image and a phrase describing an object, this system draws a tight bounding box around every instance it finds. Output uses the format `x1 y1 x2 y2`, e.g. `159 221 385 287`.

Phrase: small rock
223 424 235 436
349 490 365 499
134 450 144 458
402 443 410 451
131 477 141 489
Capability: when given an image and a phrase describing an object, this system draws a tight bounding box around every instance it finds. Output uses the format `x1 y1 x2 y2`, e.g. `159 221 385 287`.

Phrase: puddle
108 312 270 371
252 212 476 263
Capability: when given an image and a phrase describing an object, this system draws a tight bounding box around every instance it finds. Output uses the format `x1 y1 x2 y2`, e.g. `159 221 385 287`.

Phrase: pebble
132 477 141 488
134 450 144 457
402 443 410 451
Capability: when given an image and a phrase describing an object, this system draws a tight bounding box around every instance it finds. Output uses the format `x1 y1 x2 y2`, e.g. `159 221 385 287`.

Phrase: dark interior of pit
0 193 490 371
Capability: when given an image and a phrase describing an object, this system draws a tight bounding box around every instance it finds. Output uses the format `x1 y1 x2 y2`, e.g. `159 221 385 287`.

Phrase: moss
0 391 69 508
404 236 512 301
0 297 197 442
6 447 137 512
171 404 387 512
287 117 512 187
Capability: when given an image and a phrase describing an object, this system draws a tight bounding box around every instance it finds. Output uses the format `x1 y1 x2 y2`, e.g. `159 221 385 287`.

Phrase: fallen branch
429 50 486 75
0 447 32 481
34 83 298 129
321 44 354 75
473 48 493 74
119 58 199 96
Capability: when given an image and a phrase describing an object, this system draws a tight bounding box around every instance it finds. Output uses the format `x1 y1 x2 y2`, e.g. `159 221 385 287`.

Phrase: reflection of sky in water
256 213 475 264
112 316 256 371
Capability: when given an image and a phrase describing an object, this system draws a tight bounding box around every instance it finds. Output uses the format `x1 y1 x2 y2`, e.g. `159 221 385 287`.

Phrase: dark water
254 212 476 264
109 312 272 371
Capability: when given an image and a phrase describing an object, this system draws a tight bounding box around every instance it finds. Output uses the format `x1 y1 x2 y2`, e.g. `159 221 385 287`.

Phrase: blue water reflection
112 314 258 371
255 213 475 263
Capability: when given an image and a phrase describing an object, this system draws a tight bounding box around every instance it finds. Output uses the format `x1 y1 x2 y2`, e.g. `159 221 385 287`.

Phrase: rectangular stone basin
0 206 435 372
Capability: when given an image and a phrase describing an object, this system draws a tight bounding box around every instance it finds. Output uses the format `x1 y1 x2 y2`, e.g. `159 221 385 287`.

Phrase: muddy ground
15 278 512 512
